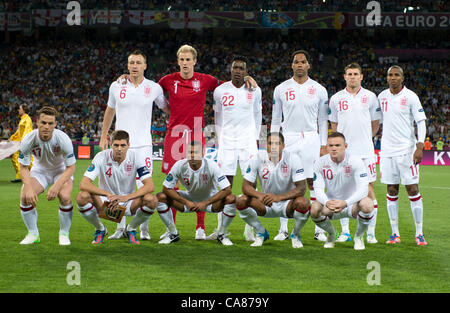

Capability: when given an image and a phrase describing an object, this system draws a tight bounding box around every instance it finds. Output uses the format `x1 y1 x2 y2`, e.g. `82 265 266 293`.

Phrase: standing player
310 132 375 250
100 50 168 241
18 106 76 245
156 45 257 240
9 104 34 183
156 140 237 246
271 50 329 241
207 55 262 241
329 63 381 243
378 65 428 246
236 132 310 248
76 130 166 245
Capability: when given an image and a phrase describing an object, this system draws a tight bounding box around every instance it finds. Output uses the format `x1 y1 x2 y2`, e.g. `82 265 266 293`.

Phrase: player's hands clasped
262 193 280 207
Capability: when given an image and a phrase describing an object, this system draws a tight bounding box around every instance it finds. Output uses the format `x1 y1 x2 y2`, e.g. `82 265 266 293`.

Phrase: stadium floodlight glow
167 6 171 11
408 6 414 11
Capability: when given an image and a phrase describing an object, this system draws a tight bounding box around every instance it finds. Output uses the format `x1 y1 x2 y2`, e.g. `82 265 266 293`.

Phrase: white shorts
380 152 419 185
284 132 320 178
217 143 258 176
263 200 290 218
177 190 216 213
99 195 134 215
329 205 356 220
131 145 153 176
361 155 378 183
30 166 73 190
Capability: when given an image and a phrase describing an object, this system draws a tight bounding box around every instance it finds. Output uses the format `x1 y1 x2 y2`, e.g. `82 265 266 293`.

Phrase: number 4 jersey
84 149 151 196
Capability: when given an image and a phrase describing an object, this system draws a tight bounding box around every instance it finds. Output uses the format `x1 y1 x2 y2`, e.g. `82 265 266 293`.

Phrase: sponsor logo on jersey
218 175 226 182
327 108 331 115
418 108 424 112
19 151 24 159
360 173 368 177
296 168 304 174
67 153 74 159
246 166 251 173
376 107 381 112
313 173 317 181
87 164 95 172
166 173 173 182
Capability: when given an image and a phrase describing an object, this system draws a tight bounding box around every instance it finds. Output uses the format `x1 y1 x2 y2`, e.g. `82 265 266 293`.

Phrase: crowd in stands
1 0 449 12
0 28 448 149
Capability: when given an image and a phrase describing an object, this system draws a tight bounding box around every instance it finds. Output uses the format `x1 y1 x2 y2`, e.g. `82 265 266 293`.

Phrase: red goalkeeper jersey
158 72 221 130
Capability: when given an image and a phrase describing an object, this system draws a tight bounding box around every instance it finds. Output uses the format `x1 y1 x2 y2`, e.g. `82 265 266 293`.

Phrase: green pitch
0 159 449 293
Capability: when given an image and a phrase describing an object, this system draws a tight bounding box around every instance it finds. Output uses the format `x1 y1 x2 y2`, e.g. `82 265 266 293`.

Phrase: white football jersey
107 78 166 148
19 129 76 170
244 150 306 195
271 77 329 145
163 158 230 199
329 87 381 158
84 149 151 196
313 153 369 206
214 81 262 148
378 86 427 157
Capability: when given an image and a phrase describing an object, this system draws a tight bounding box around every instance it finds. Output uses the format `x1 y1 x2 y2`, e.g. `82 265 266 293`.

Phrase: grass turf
0 159 449 293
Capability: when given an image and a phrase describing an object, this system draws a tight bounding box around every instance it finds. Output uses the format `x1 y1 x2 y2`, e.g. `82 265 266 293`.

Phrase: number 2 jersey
84 149 151 196
19 129 76 170
244 150 306 195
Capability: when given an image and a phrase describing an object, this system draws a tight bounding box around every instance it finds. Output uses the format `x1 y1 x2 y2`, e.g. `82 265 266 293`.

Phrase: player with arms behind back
378 65 428 246
329 62 381 244
18 106 76 246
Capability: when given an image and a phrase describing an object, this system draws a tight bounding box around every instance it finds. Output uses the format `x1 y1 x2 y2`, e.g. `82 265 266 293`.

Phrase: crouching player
310 132 374 250
76 130 169 245
156 140 236 246
236 132 310 248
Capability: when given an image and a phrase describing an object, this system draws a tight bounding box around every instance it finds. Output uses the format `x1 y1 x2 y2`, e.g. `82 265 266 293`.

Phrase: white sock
140 217 150 232
59 203 73 235
216 212 223 230
312 216 335 236
367 199 378 235
20 204 39 236
78 203 105 231
310 191 324 235
409 193 424 236
279 217 289 233
386 194 399 236
157 202 177 234
237 206 265 234
356 211 373 237
219 204 235 235
340 218 350 234
293 209 309 236
117 216 126 230
128 206 154 231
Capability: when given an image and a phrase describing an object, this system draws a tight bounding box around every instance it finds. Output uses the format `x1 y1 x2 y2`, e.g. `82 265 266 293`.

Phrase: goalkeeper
76 130 175 244
9 104 34 183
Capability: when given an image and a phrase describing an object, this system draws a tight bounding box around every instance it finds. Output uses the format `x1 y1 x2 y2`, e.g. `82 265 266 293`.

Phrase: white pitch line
420 186 450 190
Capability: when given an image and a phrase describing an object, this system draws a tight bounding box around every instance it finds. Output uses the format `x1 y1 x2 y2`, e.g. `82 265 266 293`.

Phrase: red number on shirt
339 100 348 111
145 157 152 169
120 89 126 99
105 167 112 178
261 168 269 180
381 100 388 112
368 163 377 175
222 95 235 107
285 90 295 101
323 169 333 180
32 148 41 157
410 164 418 176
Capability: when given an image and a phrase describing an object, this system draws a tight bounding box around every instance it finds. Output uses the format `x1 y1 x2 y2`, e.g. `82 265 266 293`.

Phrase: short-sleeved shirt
244 150 306 195
163 158 230 199
158 72 221 130
107 78 166 148
329 87 381 158
19 129 76 170
84 149 151 196
213 81 262 149
378 86 427 157
313 153 369 207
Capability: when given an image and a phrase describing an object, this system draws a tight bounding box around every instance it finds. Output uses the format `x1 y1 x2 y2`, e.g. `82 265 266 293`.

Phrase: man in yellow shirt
10 105 33 183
